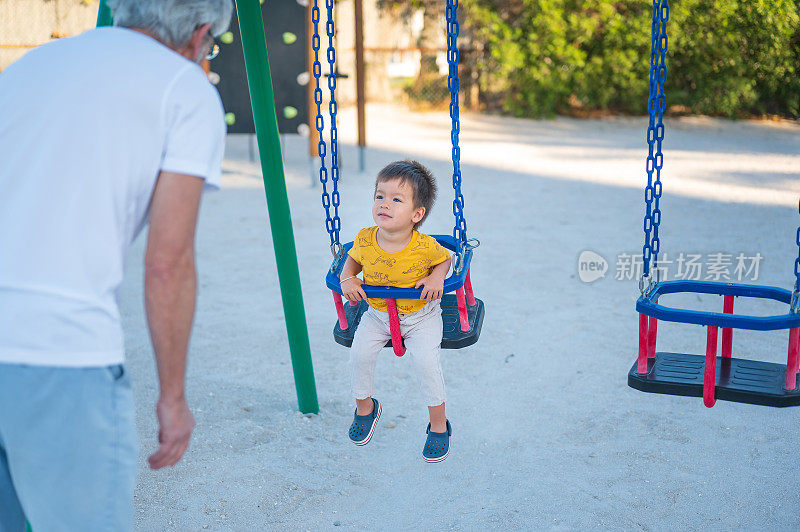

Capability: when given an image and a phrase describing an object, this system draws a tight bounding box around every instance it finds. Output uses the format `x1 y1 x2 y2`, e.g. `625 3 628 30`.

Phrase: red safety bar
787 328 800 391
464 268 476 307
456 287 469 332
637 313 649 374
704 326 718 407
333 291 348 330
647 299 658 360
385 298 406 357
721 295 734 357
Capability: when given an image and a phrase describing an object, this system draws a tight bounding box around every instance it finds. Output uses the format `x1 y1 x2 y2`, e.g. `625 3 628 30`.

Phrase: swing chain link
447 0 468 266
640 0 669 292
638 267 660 297
453 238 480 275
329 242 344 273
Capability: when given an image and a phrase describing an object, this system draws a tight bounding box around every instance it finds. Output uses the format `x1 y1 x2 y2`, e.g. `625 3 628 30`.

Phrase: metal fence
0 0 480 111
331 0 480 110
0 0 100 72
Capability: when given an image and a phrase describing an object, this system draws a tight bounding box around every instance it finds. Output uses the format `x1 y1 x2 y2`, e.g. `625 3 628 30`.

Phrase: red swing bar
637 313 649 374
637 299 658 373
647 302 658 360
454 267 475 332
333 292 348 330
385 298 406 356
721 295 734 357
464 268 476 306
704 325 718 407
787 328 800 391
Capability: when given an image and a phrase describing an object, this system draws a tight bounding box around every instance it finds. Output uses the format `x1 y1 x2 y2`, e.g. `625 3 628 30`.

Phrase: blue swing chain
311 0 331 246
447 0 468 270
793 200 800 312
640 0 669 294
325 0 341 252
315 0 475 272
312 0 342 264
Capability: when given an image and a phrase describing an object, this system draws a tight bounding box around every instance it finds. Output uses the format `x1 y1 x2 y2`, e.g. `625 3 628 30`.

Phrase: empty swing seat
326 235 485 350
628 280 800 407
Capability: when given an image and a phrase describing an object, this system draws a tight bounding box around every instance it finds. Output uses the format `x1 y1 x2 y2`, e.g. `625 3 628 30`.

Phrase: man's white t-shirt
0 27 225 367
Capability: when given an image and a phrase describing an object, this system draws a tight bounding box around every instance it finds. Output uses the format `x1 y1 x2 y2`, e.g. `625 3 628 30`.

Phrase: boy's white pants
350 300 445 407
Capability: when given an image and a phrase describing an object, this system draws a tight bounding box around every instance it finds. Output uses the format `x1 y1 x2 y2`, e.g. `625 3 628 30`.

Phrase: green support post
96 0 113 27
236 0 319 413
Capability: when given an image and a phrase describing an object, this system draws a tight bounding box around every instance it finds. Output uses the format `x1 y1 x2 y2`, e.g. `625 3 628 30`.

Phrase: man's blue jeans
0 363 137 532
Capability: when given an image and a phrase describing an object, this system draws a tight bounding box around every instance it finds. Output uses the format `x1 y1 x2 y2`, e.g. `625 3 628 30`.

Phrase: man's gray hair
108 0 233 48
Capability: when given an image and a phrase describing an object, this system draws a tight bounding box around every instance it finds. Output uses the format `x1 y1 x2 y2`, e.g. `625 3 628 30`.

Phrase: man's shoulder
164 61 218 103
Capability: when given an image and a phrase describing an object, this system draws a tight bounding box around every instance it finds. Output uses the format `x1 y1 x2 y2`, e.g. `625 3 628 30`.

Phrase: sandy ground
120 104 800 530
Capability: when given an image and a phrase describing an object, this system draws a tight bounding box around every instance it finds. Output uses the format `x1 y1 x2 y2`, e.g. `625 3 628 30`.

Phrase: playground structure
310 0 485 355
627 0 800 408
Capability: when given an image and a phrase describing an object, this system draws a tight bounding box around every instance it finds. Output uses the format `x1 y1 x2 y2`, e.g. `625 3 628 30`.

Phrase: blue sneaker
423 420 451 462
348 398 381 446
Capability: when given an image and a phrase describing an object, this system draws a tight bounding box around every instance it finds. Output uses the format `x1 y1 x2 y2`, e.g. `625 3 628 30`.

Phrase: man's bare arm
144 171 204 470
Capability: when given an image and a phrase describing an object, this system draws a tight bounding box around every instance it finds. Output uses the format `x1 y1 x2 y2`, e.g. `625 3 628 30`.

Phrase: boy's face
372 178 425 233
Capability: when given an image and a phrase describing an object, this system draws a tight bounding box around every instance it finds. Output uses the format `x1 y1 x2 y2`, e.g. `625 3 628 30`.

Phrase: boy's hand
415 273 445 301
341 276 367 302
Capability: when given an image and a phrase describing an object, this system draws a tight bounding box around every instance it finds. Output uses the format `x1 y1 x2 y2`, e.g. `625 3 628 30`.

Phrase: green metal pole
96 0 113 27
235 0 319 413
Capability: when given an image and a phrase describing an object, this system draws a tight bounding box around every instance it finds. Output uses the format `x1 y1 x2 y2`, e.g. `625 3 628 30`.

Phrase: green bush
463 0 800 117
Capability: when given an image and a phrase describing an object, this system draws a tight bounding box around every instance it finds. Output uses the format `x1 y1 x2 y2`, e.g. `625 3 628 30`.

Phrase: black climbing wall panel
210 1 308 135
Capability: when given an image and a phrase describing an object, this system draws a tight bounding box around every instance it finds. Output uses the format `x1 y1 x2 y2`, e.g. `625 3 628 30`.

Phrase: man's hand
341 276 367 302
415 273 445 300
147 396 195 470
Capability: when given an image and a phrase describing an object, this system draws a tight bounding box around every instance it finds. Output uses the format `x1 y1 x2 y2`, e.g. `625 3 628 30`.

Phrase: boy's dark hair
376 160 437 229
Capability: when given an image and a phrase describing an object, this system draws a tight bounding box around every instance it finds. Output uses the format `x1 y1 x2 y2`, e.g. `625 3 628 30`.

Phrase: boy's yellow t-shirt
348 226 451 313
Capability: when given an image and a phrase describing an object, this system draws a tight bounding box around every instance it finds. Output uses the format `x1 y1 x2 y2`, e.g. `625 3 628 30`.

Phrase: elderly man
0 0 233 529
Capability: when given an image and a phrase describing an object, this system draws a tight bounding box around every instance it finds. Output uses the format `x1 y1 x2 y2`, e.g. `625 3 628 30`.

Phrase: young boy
339 160 453 462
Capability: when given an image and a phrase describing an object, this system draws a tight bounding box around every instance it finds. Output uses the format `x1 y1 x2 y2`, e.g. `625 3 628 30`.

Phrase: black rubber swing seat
333 294 485 350
628 352 800 407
